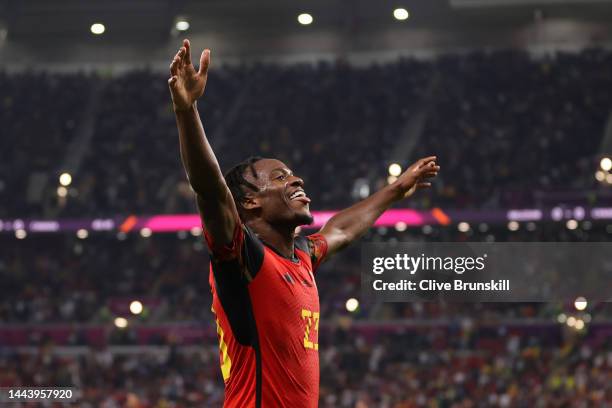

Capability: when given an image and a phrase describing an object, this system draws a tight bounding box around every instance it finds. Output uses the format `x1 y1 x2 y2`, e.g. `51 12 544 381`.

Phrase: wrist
173 101 197 114
386 181 406 202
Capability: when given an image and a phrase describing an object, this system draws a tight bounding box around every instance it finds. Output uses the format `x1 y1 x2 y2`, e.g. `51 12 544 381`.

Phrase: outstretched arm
169 39 238 246
318 156 439 258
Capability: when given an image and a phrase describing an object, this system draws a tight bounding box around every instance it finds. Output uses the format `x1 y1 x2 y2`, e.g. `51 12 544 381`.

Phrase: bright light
557 313 567 324
600 157 612 171
395 221 407 232
175 20 190 31
575 319 585 330
190 226 202 236
15 229 27 239
607 174 612 184
566 316 576 327
59 172 72 186
76 229 88 239
393 8 410 21
90 23 105 35
595 170 605 182
57 186 68 197
345 298 359 312
297 13 313 25
574 296 587 311
566 219 578 230
507 221 519 231
114 317 128 329
140 228 152 238
358 184 370 198
130 300 143 315
387 175 398 185
458 222 470 232
388 163 402 177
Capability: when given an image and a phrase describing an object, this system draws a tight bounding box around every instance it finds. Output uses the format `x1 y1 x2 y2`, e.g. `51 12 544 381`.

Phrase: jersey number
301 309 319 350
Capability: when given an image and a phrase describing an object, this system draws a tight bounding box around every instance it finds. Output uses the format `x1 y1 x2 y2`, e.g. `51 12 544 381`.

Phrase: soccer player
168 39 439 408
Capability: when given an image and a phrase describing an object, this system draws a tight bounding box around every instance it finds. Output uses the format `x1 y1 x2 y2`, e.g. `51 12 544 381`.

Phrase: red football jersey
205 224 328 408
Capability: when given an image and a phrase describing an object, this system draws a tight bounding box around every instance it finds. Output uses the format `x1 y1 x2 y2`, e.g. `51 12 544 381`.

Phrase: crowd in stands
1 224 610 330
2 49 612 218
0 71 93 218
417 49 612 208
1 325 610 407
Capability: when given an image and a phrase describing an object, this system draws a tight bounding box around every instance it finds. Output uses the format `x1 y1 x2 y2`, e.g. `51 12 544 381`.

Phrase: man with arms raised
168 39 439 408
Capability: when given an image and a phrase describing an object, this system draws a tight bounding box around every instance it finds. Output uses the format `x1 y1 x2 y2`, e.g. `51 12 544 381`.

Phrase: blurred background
1 0 612 407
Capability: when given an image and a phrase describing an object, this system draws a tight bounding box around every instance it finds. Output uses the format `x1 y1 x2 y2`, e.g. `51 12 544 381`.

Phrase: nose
289 175 304 188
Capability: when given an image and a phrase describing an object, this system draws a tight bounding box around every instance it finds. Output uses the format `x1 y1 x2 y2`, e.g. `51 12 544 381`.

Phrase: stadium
1 0 612 406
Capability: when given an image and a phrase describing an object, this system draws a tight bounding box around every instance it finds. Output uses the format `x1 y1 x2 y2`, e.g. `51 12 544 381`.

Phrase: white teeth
290 191 306 200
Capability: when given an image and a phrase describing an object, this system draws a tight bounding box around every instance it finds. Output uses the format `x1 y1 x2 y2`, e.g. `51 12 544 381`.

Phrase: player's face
246 159 314 227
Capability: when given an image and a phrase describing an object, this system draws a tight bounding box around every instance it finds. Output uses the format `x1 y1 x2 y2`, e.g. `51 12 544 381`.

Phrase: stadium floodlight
90 23 105 35
566 219 578 230
176 20 190 32
507 221 519 231
557 313 567 324
393 8 410 21
57 186 68 197
140 228 152 238
345 298 359 312
297 13 313 25
15 229 27 239
130 300 143 315
457 222 470 232
388 163 402 177
387 175 398 185
574 319 585 330
566 316 576 327
595 170 605 182
395 221 407 232
76 229 89 239
114 317 128 329
574 296 587 311
59 172 72 186
190 226 202 236
600 157 612 172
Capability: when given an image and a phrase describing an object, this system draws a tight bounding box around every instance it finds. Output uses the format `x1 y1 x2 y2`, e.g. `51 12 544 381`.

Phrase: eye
276 174 287 181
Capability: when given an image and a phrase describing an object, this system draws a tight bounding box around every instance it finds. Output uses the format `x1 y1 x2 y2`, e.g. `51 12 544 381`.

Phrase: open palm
168 39 210 111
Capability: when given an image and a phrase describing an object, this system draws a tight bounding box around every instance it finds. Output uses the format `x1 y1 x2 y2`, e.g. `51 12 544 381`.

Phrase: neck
247 220 296 259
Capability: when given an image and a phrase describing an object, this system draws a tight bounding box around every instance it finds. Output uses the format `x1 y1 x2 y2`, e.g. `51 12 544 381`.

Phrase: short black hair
224 156 263 212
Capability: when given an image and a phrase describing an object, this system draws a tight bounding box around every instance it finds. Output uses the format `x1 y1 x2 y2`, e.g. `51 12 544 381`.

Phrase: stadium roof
1 0 612 65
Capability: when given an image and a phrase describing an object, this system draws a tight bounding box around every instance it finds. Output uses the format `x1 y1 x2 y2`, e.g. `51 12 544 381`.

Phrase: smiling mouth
288 188 311 204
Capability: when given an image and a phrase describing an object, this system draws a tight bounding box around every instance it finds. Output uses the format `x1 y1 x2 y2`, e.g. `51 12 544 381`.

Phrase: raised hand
395 156 440 198
168 39 210 111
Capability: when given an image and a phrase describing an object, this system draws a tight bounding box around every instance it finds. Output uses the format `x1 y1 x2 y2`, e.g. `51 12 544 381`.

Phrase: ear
241 195 261 211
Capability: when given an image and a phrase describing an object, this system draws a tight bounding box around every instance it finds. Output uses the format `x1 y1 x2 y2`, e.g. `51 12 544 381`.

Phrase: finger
198 49 211 76
417 165 440 176
168 76 177 88
177 47 186 68
170 57 179 76
183 39 192 65
420 171 438 178
417 156 437 166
